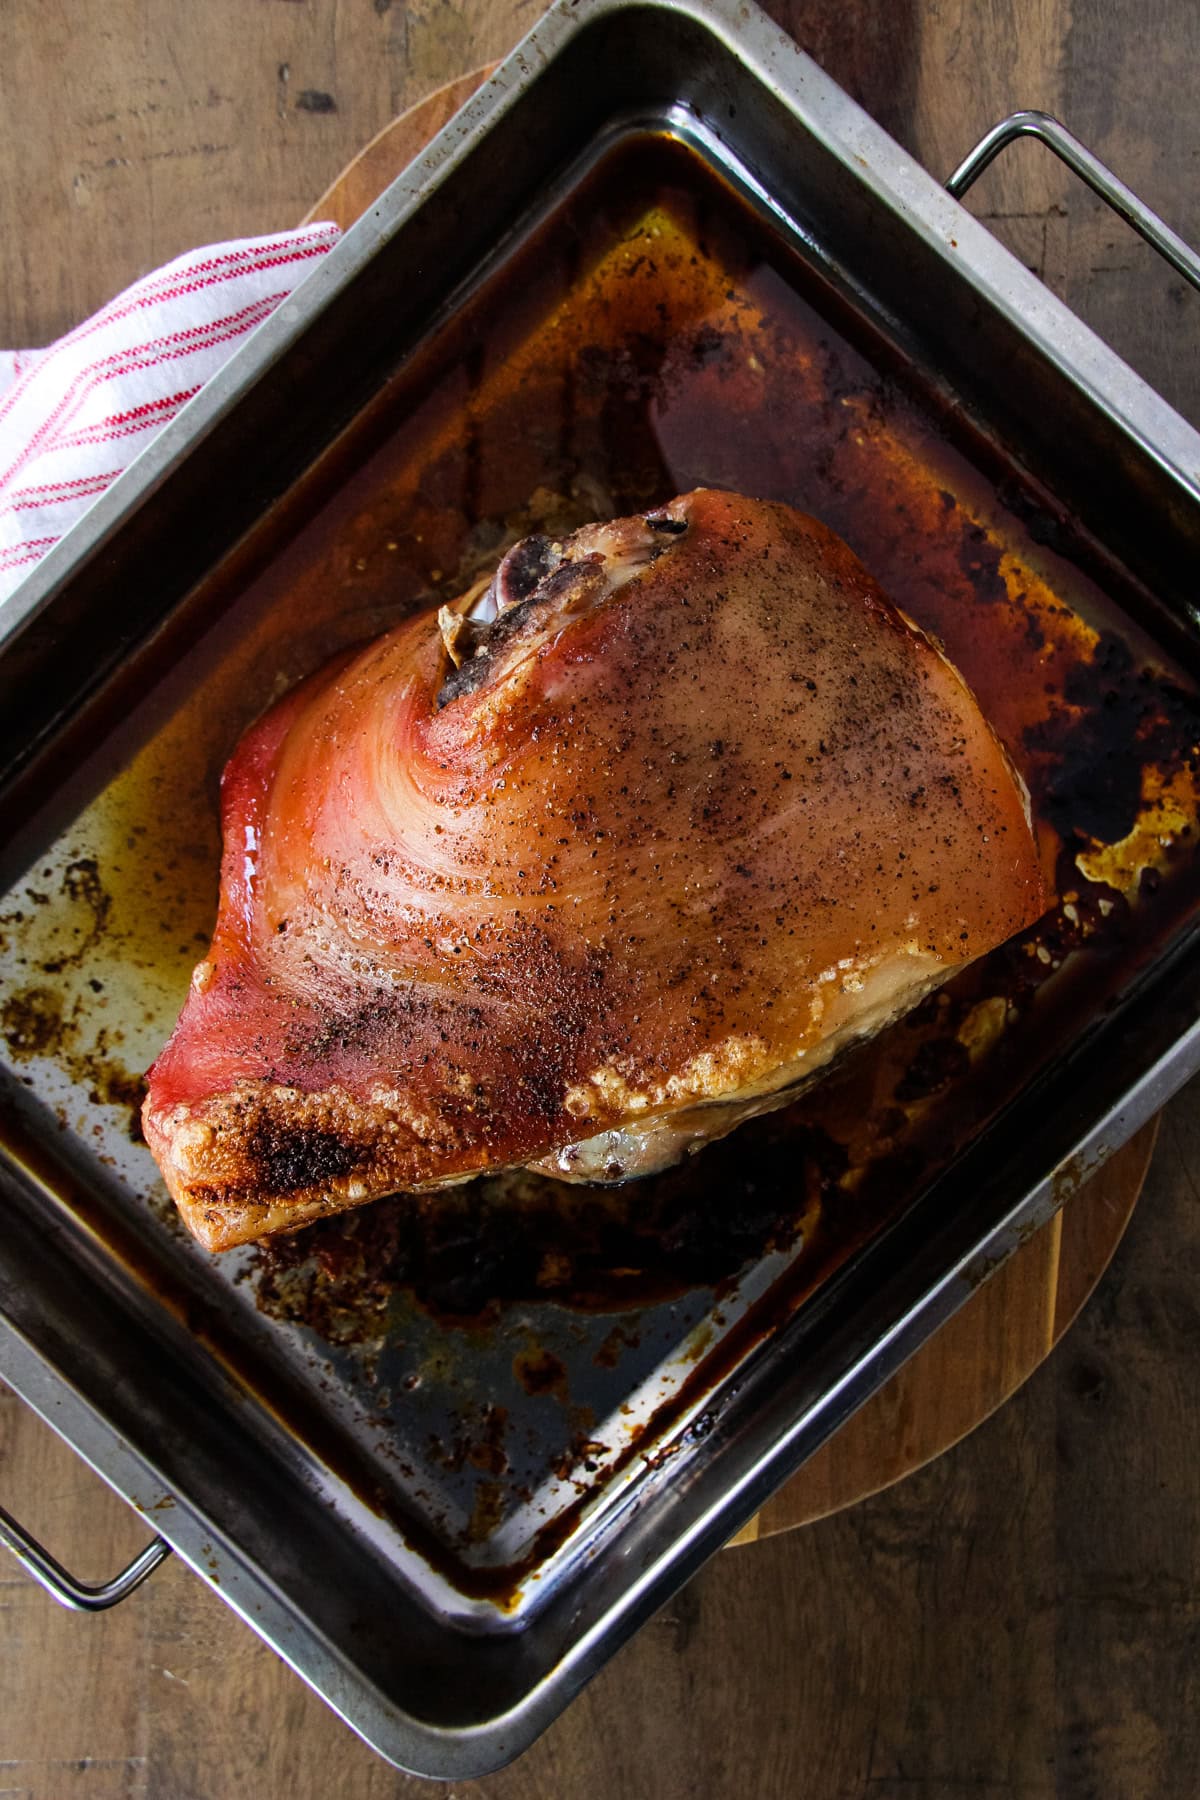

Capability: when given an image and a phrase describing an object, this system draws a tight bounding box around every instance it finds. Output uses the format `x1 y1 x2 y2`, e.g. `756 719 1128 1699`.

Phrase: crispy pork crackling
143 489 1051 1250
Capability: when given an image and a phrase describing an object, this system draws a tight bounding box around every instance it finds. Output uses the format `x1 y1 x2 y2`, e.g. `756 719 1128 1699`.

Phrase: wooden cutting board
305 70 1159 1544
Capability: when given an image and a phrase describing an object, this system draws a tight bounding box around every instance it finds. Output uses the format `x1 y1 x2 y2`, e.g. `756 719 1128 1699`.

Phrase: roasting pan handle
947 109 1200 295
0 1498 171 1612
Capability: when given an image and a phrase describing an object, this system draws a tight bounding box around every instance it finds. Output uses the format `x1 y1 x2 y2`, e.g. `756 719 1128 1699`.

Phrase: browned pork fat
143 489 1051 1250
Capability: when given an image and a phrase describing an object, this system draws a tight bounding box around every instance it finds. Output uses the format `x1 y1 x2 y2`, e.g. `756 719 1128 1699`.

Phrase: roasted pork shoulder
143 489 1051 1250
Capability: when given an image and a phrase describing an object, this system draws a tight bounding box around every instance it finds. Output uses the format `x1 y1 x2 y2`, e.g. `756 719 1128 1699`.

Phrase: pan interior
2 125 1199 1624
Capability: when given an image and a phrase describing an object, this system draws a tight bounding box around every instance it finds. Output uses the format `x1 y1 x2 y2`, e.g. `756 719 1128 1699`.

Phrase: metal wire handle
0 1499 171 1612
947 109 1200 296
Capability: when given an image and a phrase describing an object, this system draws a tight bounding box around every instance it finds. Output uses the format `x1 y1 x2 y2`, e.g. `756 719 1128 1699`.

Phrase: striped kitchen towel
0 224 340 604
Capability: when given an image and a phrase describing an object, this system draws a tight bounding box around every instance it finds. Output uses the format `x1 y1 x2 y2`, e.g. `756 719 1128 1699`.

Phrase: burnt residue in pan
1 978 145 1138
250 1115 838 1326
1024 630 1200 843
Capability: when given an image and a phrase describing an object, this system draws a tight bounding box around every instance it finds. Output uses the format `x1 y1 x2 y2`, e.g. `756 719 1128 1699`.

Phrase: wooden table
2 4 1199 1796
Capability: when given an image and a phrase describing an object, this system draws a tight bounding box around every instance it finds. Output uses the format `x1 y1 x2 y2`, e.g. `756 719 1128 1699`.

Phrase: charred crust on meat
246 1120 365 1194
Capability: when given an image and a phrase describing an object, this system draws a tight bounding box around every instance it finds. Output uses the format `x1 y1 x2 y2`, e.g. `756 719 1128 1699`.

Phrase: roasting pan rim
2 0 1200 1776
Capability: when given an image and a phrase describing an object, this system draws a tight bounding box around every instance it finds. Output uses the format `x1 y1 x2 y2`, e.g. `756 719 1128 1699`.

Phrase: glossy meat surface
143 490 1051 1250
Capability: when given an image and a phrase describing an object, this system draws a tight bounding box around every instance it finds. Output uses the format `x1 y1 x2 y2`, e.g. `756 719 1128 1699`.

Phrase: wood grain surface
2 3 1200 1797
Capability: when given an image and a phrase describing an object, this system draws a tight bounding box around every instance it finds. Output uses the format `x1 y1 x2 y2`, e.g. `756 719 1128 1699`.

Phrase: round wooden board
303 67 497 231
729 1120 1157 1543
305 77 1160 1546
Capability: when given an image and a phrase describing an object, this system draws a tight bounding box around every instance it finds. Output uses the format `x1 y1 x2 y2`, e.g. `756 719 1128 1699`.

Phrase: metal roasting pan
3 0 1200 1775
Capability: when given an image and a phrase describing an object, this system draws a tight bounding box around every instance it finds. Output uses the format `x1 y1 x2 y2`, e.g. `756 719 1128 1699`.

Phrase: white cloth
0 225 341 602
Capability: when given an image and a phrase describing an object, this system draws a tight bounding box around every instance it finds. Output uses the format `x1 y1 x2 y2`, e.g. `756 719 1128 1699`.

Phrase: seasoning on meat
143 489 1051 1250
